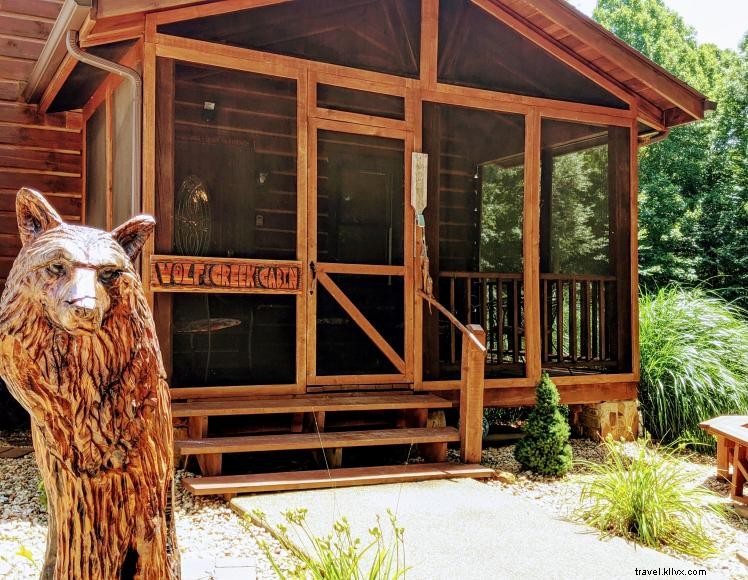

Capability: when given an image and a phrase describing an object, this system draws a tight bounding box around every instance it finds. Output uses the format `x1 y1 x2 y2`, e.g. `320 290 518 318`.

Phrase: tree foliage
594 0 748 305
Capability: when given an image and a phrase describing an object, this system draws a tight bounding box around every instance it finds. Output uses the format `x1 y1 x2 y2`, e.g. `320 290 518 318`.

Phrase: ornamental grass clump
576 437 723 558
639 286 748 447
513 373 572 476
250 507 407 580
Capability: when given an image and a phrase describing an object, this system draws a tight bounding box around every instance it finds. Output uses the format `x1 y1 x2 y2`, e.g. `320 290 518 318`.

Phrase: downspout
65 30 142 218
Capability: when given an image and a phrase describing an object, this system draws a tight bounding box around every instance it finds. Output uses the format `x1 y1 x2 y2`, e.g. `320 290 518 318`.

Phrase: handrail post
460 324 486 463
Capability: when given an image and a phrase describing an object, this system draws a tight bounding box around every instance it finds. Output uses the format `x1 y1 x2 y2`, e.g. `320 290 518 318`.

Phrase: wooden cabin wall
0 102 83 293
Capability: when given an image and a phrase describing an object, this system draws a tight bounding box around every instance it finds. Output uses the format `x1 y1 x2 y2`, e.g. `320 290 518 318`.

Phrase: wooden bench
699 415 748 504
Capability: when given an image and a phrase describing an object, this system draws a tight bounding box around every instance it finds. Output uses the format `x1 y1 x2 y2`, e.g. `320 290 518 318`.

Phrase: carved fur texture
0 188 178 579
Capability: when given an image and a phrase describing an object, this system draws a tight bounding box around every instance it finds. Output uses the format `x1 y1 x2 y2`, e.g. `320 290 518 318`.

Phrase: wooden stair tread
172 393 452 418
183 463 494 495
176 427 460 455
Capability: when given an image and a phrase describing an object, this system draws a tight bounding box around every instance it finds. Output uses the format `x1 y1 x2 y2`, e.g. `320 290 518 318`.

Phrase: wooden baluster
582 280 591 361
481 278 488 359
591 282 599 359
600 281 607 360
466 277 472 324
496 279 504 363
450 276 456 365
460 324 486 464
570 279 577 363
541 278 548 364
556 279 564 363
512 279 520 364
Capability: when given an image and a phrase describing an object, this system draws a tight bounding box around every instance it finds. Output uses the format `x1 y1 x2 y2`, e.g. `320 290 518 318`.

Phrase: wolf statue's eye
47 263 65 276
98 268 122 284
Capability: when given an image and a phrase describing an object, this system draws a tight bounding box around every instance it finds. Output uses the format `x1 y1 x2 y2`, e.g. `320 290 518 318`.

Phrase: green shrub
639 286 748 447
513 373 572 476
576 437 722 558
250 507 407 580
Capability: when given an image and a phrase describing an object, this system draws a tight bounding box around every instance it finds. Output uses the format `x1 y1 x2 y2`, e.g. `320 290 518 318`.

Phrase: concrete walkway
232 478 718 580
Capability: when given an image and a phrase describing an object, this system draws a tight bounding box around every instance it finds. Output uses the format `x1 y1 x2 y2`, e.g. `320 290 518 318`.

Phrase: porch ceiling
0 0 65 103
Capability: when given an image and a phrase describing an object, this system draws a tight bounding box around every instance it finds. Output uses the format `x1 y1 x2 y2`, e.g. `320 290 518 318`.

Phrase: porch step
176 427 460 455
172 393 451 418
183 463 494 496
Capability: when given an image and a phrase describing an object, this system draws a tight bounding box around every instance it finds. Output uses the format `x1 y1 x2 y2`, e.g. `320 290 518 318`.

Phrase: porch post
460 324 486 463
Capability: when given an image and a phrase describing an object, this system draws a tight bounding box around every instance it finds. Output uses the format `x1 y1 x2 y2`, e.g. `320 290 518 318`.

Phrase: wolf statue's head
5 187 155 336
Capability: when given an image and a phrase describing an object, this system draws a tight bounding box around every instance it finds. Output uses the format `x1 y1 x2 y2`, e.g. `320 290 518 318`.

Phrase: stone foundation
570 400 640 441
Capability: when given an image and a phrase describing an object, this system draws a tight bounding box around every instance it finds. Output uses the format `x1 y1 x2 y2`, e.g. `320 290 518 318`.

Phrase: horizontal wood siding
0 102 83 293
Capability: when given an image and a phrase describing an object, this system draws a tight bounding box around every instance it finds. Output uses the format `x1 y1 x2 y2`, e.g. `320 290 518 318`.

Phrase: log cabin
1 0 711 495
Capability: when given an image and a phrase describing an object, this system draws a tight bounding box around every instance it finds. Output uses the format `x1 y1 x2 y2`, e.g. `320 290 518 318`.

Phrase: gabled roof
31 0 712 129
496 0 712 127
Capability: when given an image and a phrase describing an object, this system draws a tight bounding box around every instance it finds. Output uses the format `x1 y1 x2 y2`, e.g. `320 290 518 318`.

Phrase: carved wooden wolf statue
0 188 178 579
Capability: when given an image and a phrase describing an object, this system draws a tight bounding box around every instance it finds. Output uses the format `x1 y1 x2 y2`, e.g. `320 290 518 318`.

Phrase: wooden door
307 119 413 387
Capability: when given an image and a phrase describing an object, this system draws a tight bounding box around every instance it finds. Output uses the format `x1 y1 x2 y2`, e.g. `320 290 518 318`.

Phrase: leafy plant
576 437 723 558
639 286 748 447
16 545 35 565
513 373 573 476
250 507 408 580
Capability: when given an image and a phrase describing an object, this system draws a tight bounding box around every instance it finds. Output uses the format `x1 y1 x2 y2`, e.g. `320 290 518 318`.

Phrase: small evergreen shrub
513 373 573 476
639 286 748 447
576 437 723 558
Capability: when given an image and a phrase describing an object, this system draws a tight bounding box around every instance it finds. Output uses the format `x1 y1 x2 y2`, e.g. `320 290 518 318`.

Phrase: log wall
0 101 83 293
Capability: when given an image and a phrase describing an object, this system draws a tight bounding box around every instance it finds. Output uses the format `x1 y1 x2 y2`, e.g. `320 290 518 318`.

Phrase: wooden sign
411 152 428 214
151 255 302 294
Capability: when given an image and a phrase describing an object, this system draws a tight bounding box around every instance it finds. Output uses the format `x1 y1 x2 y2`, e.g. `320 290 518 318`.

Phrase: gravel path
476 439 748 579
1 432 746 579
0 432 291 579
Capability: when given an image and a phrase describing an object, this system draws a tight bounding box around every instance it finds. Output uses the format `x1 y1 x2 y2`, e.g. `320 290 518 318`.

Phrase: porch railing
419 290 486 463
541 274 618 370
438 272 524 369
436 272 618 373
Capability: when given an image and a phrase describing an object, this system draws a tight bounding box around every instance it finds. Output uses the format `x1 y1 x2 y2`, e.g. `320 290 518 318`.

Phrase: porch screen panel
112 79 134 226
160 0 420 79
169 63 297 260
171 294 296 387
539 119 632 375
156 59 299 389
422 103 526 380
437 0 627 109
85 105 107 229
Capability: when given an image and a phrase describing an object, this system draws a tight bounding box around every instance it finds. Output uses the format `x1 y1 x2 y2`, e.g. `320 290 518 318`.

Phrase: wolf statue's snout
59 268 105 330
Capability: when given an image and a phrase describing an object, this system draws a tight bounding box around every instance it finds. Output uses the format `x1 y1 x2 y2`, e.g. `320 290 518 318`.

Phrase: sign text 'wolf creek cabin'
151 256 302 293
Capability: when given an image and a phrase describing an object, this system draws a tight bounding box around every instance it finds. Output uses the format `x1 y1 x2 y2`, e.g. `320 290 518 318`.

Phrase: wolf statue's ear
16 187 64 247
111 215 156 261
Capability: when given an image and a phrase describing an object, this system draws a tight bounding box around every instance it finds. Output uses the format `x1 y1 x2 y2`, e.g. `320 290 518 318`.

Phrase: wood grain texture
0 189 178 579
459 324 486 463
150 254 302 294
172 392 451 416
176 426 460 454
185 462 493 495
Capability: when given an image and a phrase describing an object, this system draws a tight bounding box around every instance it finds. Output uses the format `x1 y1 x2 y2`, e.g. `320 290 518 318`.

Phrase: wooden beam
38 54 77 114
147 0 290 27
481 381 638 406
420 0 438 90
524 109 541 383
185 463 494 496
94 0 218 20
513 0 706 121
